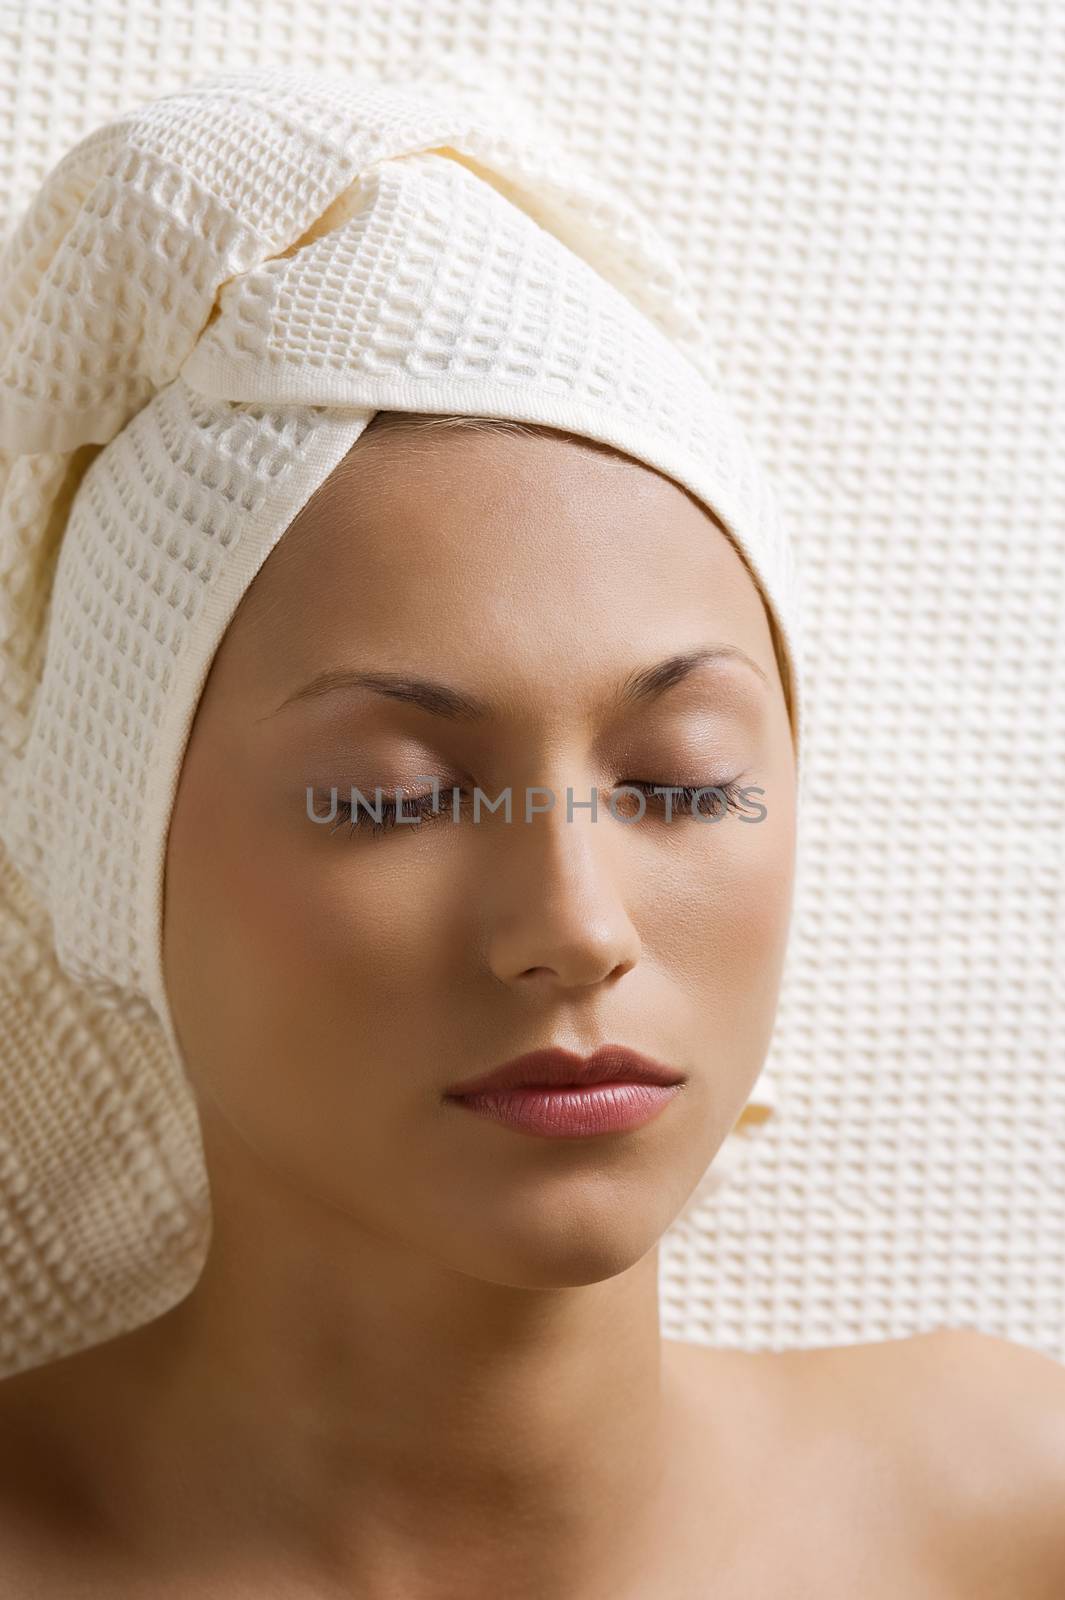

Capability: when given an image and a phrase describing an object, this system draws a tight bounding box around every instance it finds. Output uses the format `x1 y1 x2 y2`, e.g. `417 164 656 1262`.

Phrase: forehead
264 418 747 585
321 415 690 521
227 418 772 693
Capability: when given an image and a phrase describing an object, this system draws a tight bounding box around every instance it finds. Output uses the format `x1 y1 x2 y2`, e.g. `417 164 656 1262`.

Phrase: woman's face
162 420 796 1288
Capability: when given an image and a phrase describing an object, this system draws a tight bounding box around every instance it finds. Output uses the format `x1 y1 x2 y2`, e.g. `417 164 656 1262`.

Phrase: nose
483 788 643 991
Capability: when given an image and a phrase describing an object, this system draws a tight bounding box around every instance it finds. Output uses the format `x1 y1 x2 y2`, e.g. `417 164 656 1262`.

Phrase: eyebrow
264 645 769 724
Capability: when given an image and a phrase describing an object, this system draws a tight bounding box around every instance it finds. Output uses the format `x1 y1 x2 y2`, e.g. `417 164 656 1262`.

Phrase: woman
1 67 1064 1599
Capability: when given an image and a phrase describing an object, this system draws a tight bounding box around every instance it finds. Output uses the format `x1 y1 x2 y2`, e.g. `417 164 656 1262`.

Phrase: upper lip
444 1046 686 1096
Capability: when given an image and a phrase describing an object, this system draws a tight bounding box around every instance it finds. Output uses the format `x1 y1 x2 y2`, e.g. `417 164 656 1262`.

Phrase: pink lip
445 1082 683 1139
443 1045 686 1140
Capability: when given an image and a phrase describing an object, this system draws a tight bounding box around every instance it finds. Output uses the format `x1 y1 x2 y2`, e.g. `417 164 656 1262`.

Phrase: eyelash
324 778 751 840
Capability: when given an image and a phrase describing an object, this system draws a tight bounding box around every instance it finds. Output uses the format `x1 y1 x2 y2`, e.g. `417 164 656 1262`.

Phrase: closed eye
312 776 755 840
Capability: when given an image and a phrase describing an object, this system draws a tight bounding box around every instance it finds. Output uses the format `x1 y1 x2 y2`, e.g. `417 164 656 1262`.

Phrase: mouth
442 1045 687 1140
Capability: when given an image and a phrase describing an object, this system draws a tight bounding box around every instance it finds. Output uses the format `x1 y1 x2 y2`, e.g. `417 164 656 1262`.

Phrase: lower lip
444 1080 683 1139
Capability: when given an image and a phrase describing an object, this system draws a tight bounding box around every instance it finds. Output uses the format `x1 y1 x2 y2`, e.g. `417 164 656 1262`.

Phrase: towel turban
0 60 803 1365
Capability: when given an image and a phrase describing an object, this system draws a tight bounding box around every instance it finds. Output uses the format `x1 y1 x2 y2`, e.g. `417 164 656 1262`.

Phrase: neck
135 1099 700 1598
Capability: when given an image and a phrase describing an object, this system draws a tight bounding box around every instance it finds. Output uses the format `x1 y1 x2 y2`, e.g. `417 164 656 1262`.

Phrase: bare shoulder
902 1331 1065 1512
843 1328 1065 1597
671 1329 1065 1597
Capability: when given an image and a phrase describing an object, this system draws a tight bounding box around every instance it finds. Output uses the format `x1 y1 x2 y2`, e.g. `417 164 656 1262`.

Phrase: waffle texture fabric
0 63 802 1368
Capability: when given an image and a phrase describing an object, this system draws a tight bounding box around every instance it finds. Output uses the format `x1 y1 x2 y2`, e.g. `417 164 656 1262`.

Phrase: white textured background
0 0 1062 1371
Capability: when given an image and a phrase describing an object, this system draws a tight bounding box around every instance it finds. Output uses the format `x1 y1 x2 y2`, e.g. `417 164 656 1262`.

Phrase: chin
432 1186 685 1290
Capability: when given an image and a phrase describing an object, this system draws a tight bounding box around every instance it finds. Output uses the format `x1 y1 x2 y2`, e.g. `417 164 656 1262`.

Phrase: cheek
162 762 327 1070
174 793 460 1059
652 777 796 1025
163 793 437 1168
